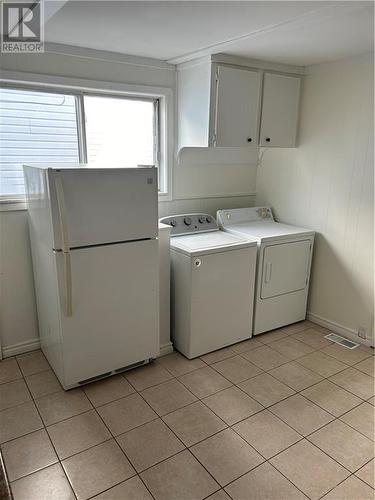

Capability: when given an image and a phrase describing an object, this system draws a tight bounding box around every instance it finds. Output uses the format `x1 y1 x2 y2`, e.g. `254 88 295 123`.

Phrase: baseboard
159 342 174 357
307 312 374 348
2 339 41 358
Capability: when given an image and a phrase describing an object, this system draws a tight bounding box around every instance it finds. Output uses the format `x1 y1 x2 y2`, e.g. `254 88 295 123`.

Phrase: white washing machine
217 207 315 335
160 213 257 359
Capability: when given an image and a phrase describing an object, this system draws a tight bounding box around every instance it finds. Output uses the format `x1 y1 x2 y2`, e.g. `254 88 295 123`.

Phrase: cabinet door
260 73 301 147
214 65 261 147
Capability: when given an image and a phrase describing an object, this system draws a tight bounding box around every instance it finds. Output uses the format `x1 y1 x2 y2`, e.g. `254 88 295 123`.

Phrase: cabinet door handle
247 137 252 143
265 137 271 143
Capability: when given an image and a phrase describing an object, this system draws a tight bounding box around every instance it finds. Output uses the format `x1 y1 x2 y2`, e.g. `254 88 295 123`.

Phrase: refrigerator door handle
54 177 70 252
55 177 73 316
63 251 73 317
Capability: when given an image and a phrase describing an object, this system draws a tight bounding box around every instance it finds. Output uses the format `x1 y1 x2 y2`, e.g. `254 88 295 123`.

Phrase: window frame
0 75 172 208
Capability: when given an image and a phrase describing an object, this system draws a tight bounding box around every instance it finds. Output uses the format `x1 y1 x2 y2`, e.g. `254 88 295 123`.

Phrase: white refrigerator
24 165 159 389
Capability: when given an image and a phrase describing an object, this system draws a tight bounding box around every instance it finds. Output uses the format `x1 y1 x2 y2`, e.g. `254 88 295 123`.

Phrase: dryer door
261 240 311 299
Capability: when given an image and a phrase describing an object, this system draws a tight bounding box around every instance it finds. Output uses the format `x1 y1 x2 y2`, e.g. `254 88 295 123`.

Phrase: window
0 87 162 200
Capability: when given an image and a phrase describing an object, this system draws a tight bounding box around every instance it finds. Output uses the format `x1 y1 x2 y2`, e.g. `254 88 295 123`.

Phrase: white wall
0 44 258 355
256 54 374 344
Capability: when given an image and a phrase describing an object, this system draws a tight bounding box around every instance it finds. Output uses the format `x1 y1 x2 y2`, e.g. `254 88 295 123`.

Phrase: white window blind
0 88 80 199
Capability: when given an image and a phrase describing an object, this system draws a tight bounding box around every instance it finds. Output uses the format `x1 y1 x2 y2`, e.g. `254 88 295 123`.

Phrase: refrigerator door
55 239 159 387
48 167 158 250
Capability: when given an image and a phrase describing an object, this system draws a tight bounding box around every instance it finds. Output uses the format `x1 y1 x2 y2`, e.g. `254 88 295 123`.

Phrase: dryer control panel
159 213 218 236
217 207 274 227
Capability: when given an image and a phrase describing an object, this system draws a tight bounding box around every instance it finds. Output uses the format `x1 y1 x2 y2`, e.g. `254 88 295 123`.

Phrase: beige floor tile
270 440 349 500
296 351 348 377
2 429 57 482
340 402 374 441
231 338 264 354
270 337 315 360
158 352 206 375
237 372 295 407
212 355 262 383
124 362 173 391
0 358 22 385
242 345 289 371
178 366 232 399
359 345 375 356
63 439 135 500
162 401 226 446
140 450 219 500
140 379 197 416
225 462 308 500
206 490 232 500
191 428 264 487
17 351 50 376
25 370 62 399
281 321 316 335
0 401 43 444
200 347 236 365
97 393 157 436
309 420 374 472
322 475 374 500
117 418 184 472
92 476 153 500
270 394 334 436
233 410 302 459
355 459 374 488
322 343 372 365
291 327 332 349
301 380 362 417
83 374 135 407
47 409 111 459
355 356 374 377
203 386 263 425
269 361 323 391
257 329 290 344
329 367 375 400
0 379 31 411
35 388 92 426
10 463 75 500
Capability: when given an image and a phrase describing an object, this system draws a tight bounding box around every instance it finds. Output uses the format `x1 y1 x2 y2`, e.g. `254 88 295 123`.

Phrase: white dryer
160 213 257 358
217 207 315 335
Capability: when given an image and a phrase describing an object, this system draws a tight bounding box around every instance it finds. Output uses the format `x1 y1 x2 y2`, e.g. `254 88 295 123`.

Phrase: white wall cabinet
214 66 261 147
259 73 301 148
177 56 302 151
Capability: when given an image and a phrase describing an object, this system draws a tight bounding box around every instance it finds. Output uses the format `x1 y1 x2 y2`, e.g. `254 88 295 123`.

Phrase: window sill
0 199 27 212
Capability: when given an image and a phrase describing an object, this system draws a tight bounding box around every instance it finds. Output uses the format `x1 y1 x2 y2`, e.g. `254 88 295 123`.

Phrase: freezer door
55 239 159 387
48 168 158 249
260 240 311 299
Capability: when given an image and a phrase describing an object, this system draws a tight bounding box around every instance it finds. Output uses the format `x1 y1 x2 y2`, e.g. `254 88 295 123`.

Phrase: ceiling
45 1 374 66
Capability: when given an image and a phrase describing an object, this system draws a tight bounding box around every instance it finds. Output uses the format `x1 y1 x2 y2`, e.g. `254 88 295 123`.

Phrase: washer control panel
159 213 218 236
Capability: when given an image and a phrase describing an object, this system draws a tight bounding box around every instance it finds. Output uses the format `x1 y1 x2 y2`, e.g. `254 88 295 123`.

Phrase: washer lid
170 231 257 256
221 221 314 242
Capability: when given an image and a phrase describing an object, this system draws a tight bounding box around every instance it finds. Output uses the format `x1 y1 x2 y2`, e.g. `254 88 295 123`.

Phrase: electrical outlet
358 326 367 339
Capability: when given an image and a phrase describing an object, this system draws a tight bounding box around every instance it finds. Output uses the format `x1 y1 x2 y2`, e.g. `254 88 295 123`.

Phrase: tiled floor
0 321 374 500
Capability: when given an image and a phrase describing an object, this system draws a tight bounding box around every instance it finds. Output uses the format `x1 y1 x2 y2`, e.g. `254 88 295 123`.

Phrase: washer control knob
170 219 177 227
198 216 205 224
206 216 212 223
184 217 192 226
